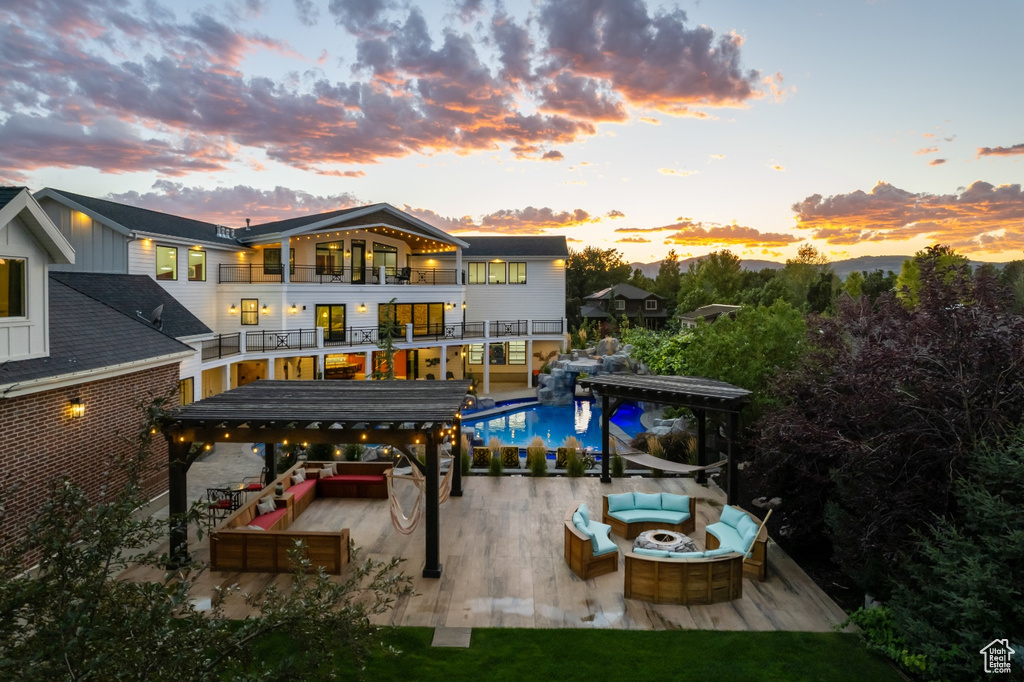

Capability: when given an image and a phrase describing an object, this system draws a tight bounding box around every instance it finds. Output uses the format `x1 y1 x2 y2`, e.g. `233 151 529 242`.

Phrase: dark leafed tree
749 250 1024 597
676 249 744 313
653 249 681 315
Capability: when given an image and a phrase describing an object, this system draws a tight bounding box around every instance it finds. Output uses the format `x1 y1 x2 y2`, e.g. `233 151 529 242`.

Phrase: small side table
274 491 295 524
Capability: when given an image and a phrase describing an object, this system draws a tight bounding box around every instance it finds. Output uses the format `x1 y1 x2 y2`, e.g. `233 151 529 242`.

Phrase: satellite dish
150 304 164 330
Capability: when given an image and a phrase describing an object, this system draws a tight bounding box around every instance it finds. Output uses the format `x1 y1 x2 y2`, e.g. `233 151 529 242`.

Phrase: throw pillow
634 492 662 510
661 493 689 512
293 468 306 482
256 499 276 515
320 463 335 477
720 504 745 529
606 492 634 512
244 525 265 531
291 475 303 486
578 502 590 526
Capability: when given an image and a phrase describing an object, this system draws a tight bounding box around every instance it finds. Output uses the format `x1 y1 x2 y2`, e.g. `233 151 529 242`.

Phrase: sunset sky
3 0 1023 263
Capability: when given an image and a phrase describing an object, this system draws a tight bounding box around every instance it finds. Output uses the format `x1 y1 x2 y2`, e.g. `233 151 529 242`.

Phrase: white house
35 189 568 399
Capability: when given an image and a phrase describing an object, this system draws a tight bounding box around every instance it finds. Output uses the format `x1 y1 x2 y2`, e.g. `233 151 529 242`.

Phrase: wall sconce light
229 304 237 314
69 398 84 419
261 305 269 314
461 302 466 310
358 303 367 312
289 304 298 314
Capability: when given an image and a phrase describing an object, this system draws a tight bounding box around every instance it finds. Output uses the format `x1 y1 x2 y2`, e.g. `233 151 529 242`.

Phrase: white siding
460 257 565 322
0 216 53 360
40 199 128 273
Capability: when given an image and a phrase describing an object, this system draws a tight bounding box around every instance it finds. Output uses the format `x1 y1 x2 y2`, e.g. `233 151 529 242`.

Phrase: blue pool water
463 400 644 451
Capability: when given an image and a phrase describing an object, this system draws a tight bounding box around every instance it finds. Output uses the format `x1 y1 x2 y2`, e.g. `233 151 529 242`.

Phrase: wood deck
123 475 850 631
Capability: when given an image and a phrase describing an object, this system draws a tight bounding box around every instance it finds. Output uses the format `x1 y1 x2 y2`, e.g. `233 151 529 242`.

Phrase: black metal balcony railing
532 319 564 334
201 333 241 361
245 328 319 352
219 264 458 286
490 320 527 337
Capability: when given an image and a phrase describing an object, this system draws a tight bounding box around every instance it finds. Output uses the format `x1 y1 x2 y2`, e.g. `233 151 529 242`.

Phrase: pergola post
695 409 707 484
423 433 442 578
727 411 740 504
600 392 611 483
451 416 463 497
167 437 191 568
265 442 276 480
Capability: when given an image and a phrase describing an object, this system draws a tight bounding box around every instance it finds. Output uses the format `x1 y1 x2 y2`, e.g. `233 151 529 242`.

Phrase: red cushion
245 482 264 491
290 479 317 500
209 499 232 509
250 508 287 529
326 474 385 483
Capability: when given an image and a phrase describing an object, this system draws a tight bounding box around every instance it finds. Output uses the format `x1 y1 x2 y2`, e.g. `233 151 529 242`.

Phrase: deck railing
219 264 458 286
201 333 241 361
245 328 319 352
531 319 564 334
490 320 528 337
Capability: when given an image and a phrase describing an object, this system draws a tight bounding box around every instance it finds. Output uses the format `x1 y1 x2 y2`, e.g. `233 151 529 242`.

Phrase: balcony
219 264 461 285
201 333 241 361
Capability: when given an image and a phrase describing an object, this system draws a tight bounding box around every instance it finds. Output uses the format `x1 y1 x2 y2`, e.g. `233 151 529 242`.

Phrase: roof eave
1 190 75 264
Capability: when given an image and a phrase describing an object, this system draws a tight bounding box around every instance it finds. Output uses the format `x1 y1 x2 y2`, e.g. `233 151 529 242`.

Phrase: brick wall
0 363 179 561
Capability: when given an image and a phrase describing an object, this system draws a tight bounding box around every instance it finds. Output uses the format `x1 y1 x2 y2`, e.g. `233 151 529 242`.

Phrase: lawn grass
362 627 902 682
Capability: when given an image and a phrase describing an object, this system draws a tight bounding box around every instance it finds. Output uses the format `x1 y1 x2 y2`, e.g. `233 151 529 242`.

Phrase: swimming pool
463 400 644 451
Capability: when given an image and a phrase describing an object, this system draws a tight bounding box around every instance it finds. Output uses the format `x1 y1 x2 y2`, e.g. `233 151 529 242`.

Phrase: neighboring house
35 189 568 396
0 188 192 561
581 283 667 331
678 303 741 330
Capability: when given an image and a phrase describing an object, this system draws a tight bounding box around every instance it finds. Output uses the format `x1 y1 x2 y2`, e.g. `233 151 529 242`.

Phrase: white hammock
385 450 456 535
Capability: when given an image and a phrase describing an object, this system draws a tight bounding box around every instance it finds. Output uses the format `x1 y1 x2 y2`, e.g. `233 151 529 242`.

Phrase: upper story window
615 299 625 311
488 262 506 285
188 250 206 281
316 241 344 274
373 243 398 276
156 246 177 280
263 247 294 275
645 299 657 310
0 256 26 317
508 262 527 284
468 262 486 284
241 298 259 325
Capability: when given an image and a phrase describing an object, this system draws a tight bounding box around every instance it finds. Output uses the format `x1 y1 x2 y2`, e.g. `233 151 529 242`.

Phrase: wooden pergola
160 380 470 577
576 375 751 502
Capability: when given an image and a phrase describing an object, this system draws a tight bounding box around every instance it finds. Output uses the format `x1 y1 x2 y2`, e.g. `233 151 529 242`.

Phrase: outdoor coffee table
633 529 698 553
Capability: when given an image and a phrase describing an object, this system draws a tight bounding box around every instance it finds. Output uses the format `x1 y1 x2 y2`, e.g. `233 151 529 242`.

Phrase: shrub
460 435 471 476
611 454 625 478
646 435 666 477
488 437 502 460
565 449 585 477
843 607 927 676
529 450 548 477
341 443 363 461
488 454 504 476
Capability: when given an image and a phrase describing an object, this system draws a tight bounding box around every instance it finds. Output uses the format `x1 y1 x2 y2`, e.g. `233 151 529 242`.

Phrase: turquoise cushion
609 509 686 525
572 511 584 529
589 526 618 556
606 492 634 512
703 548 734 557
741 528 758 552
661 493 689 512
634 547 670 558
706 522 744 551
578 502 590 526
668 551 704 559
720 504 746 529
634 492 662 510
737 514 758 538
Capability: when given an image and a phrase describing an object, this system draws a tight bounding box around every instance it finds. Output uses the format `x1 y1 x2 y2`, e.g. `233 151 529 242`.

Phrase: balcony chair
394 266 411 284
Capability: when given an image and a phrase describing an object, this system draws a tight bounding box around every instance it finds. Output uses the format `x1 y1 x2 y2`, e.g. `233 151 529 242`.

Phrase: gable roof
0 277 192 390
51 271 212 339
36 188 239 246
584 283 664 301
239 203 468 248
0 187 75 264
460 235 568 258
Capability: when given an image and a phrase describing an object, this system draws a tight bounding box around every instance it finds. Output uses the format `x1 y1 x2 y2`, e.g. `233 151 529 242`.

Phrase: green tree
373 297 400 379
653 249 682 315
842 270 864 298
896 244 970 307
885 430 1024 681
780 243 831 309
998 259 1024 313
628 267 654 291
860 269 898 303
676 250 744 313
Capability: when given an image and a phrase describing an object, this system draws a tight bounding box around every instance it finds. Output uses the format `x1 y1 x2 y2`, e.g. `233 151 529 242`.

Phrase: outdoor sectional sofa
602 492 696 539
705 504 769 581
623 547 744 605
209 460 391 574
564 503 619 579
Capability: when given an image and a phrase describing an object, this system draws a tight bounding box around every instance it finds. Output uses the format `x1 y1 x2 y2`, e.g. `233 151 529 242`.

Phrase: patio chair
239 467 269 496
425 373 436 380
206 488 237 531
555 447 569 468
394 266 411 284
472 446 491 468
501 446 520 468
446 371 455 380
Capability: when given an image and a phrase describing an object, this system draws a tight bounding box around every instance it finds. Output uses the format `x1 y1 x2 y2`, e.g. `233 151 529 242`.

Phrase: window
468 343 484 365
615 299 625 311
380 302 444 337
645 299 657 310
467 262 486 284
156 246 177 280
188 250 206 281
263 247 294 275
179 377 194 405
508 262 527 284
488 262 506 285
489 344 506 365
241 298 259 325
315 241 344 274
373 243 398 276
0 257 25 317
316 304 346 341
508 341 526 365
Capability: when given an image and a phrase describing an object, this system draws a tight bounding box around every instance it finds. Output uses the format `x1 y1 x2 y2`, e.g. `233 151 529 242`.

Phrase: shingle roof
50 272 212 339
0 278 192 386
460 236 568 258
43 189 238 245
240 205 368 237
679 304 741 320
0 186 26 212
584 283 663 301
